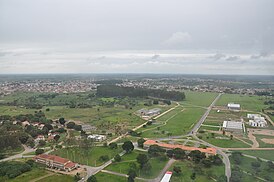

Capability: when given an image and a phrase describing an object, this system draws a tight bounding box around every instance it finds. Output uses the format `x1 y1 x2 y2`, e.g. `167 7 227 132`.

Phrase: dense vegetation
97 85 185 101
0 160 35 179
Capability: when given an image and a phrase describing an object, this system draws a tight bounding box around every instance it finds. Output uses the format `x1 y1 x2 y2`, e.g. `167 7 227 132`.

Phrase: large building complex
222 120 244 134
247 114 267 127
34 154 77 172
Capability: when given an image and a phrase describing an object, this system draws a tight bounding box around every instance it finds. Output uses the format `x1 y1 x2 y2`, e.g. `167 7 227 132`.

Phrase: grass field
95 172 129 182
105 150 168 179
254 134 274 148
140 107 205 138
181 91 218 107
237 150 274 161
199 133 251 148
168 160 225 182
230 155 274 182
1 168 47 182
216 94 267 112
51 146 122 166
37 174 74 182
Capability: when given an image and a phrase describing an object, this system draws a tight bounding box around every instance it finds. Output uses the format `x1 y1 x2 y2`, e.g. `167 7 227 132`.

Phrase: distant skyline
0 0 274 75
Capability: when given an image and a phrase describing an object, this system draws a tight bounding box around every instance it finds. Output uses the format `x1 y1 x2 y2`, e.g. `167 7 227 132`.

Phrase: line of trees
97 85 185 101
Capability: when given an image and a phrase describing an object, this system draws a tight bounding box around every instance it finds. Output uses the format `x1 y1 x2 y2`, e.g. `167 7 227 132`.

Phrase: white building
227 103 241 110
137 108 161 117
87 134 106 142
222 120 243 133
248 114 267 127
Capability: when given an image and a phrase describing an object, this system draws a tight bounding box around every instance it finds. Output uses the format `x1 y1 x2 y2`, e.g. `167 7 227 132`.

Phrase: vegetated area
180 91 218 107
236 150 274 161
51 146 122 167
0 159 74 182
95 172 129 182
168 160 225 182
216 94 268 112
105 150 168 179
230 152 274 182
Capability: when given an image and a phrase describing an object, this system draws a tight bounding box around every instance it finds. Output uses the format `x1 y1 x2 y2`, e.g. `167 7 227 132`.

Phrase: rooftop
223 120 243 129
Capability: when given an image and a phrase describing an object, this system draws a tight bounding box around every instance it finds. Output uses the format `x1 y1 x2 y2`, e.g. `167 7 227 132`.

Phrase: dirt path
248 131 259 148
101 170 150 181
30 172 54 182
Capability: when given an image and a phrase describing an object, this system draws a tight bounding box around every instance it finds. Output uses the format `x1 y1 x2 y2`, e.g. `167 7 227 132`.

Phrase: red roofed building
34 154 77 172
144 140 217 155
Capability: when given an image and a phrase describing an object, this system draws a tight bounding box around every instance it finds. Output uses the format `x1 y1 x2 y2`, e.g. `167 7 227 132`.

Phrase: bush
114 154 121 162
109 142 118 149
35 148 44 155
99 155 109 162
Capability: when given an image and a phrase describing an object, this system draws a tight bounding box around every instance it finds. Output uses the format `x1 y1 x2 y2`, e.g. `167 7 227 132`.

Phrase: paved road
189 93 222 134
0 145 36 162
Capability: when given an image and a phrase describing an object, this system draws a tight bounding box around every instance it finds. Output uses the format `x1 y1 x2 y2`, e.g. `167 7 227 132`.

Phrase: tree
202 158 212 168
173 148 185 160
231 152 242 165
251 161 261 173
122 141 134 153
74 173 81 181
217 175 227 182
114 154 121 162
35 148 44 155
173 166 182 175
66 122 75 129
166 150 174 158
148 145 165 157
18 133 29 144
74 124 82 131
87 175 97 182
190 172 196 180
230 134 233 140
99 155 109 161
136 154 149 169
109 142 118 149
59 117 66 125
137 138 146 148
38 140 46 147
127 168 137 182
189 150 206 163
54 134 60 142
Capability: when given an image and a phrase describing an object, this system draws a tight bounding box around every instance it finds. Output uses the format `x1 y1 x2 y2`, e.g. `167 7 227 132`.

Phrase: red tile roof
144 140 217 155
65 161 76 168
34 154 76 166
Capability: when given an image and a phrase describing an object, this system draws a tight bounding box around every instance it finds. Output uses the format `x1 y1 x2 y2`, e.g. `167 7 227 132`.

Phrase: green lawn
168 160 225 182
237 150 274 161
141 107 206 138
51 146 122 166
106 151 168 179
1 168 47 182
199 133 251 148
181 91 218 107
95 172 128 182
216 94 267 112
230 155 274 182
254 134 274 148
37 174 74 182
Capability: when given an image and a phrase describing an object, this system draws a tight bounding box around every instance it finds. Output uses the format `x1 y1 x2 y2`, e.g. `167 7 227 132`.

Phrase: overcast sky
0 0 273 75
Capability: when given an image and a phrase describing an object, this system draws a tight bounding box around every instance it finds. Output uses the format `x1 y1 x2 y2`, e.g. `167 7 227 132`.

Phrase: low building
87 134 106 142
137 108 161 117
248 114 267 127
34 154 77 172
81 124 97 133
222 120 243 133
227 103 241 110
143 140 217 155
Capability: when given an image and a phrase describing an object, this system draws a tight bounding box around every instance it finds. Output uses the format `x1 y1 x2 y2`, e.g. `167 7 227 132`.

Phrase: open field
216 94 267 112
230 155 274 182
237 150 274 161
198 132 251 148
105 151 168 179
95 172 129 182
37 174 74 182
168 160 225 182
51 146 122 166
254 134 274 148
0 168 47 182
140 107 205 138
181 91 219 107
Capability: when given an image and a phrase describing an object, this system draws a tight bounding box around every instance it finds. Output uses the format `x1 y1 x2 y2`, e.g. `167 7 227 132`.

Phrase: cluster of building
0 80 97 95
87 134 106 142
247 114 267 127
137 108 161 118
34 154 77 172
